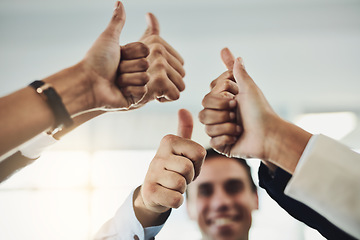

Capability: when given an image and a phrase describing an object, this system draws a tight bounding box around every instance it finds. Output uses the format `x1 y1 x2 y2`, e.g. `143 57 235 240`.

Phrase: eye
198 184 213 197
224 179 244 195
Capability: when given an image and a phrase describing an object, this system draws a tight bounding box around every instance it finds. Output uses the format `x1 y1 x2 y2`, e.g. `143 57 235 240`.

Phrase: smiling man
186 148 258 240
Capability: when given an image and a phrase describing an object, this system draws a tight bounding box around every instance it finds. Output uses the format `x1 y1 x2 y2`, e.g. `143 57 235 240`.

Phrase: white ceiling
1 0 360 150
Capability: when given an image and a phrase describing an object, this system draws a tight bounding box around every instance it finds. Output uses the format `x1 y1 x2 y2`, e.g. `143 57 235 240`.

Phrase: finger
177 109 193 139
198 109 235 125
165 63 185 92
151 71 181 101
205 122 242 138
148 51 185 91
141 12 160 39
163 155 195 185
117 72 149 87
119 58 149 73
210 135 238 154
210 71 235 89
157 169 187 194
161 135 206 180
121 85 147 103
221 47 235 70
156 38 184 66
211 79 239 96
150 185 184 209
148 43 185 78
147 38 184 66
121 42 149 60
202 94 237 110
105 1 126 41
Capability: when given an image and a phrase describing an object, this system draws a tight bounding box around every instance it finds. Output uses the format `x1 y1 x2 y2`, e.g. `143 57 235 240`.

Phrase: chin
206 227 246 240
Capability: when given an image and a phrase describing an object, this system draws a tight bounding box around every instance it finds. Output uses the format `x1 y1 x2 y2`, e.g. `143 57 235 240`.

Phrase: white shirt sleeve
285 134 360 238
19 132 58 159
94 188 166 240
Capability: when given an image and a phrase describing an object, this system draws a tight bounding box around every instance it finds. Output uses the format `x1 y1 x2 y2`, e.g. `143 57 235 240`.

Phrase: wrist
133 186 169 228
43 62 97 116
266 117 312 174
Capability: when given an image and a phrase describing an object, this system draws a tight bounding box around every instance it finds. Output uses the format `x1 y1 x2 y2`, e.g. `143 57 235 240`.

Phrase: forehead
194 156 250 185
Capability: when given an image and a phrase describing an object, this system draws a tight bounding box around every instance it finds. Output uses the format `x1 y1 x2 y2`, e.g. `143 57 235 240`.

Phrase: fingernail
229 100 237 108
114 1 120 10
229 112 235 120
237 57 245 67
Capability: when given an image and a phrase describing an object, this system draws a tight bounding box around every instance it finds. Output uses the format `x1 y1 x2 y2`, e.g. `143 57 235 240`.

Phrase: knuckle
175 177 186 192
182 161 194 176
151 43 166 55
170 194 184 209
205 125 212 135
153 58 167 69
138 58 149 70
198 110 206 123
222 80 233 89
201 93 212 107
139 72 150 84
162 134 177 144
152 74 167 87
170 91 180 100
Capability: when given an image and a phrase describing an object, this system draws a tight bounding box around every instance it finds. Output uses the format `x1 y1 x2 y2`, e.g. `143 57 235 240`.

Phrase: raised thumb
221 47 235 71
141 13 160 39
233 57 251 90
177 109 193 139
105 1 126 40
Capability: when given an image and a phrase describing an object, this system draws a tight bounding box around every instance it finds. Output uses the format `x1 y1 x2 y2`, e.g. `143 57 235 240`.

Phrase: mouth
208 216 241 227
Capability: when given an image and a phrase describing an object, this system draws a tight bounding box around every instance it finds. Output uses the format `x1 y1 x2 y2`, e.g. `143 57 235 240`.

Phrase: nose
210 187 232 211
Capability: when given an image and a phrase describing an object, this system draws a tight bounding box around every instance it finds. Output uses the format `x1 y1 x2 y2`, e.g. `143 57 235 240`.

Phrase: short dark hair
186 148 257 199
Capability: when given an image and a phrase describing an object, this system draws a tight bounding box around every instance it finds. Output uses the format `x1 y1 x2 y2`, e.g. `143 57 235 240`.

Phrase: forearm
0 151 36 183
53 110 104 139
266 117 312 174
0 63 95 156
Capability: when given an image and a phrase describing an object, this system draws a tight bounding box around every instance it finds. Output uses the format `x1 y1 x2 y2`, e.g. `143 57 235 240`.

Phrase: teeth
214 218 233 226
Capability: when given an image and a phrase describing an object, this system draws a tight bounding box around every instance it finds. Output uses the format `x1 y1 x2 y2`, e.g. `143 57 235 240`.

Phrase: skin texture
0 2 186 157
0 1 144 155
133 109 206 228
199 48 312 173
187 156 258 240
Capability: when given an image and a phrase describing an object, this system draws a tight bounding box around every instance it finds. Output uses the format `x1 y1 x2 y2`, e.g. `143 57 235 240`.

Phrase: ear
186 185 197 220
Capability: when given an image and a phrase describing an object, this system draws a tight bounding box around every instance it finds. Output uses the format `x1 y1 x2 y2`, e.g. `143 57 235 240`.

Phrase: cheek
195 199 209 222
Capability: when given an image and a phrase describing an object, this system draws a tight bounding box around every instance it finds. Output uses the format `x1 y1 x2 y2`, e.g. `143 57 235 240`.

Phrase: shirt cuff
94 187 168 240
18 132 58 159
284 134 360 238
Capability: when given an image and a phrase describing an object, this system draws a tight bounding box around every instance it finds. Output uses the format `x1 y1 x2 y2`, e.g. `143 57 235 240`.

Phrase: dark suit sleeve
258 162 357 240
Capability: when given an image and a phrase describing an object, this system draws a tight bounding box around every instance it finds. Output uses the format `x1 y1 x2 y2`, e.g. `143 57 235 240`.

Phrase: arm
0 8 186 181
199 47 360 238
94 187 167 240
258 162 357 240
95 109 206 239
0 2 150 156
199 47 312 173
0 39 150 182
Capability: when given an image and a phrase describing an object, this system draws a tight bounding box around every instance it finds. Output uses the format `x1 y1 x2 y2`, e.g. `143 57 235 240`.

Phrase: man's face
187 156 258 240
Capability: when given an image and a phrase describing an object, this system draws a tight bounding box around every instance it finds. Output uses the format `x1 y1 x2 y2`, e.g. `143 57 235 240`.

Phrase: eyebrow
197 178 245 188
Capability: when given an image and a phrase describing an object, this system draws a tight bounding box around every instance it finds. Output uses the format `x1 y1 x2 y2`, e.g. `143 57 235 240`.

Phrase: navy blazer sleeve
258 163 357 240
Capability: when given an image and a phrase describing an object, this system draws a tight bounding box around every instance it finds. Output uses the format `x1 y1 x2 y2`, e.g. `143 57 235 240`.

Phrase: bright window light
294 112 357 140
